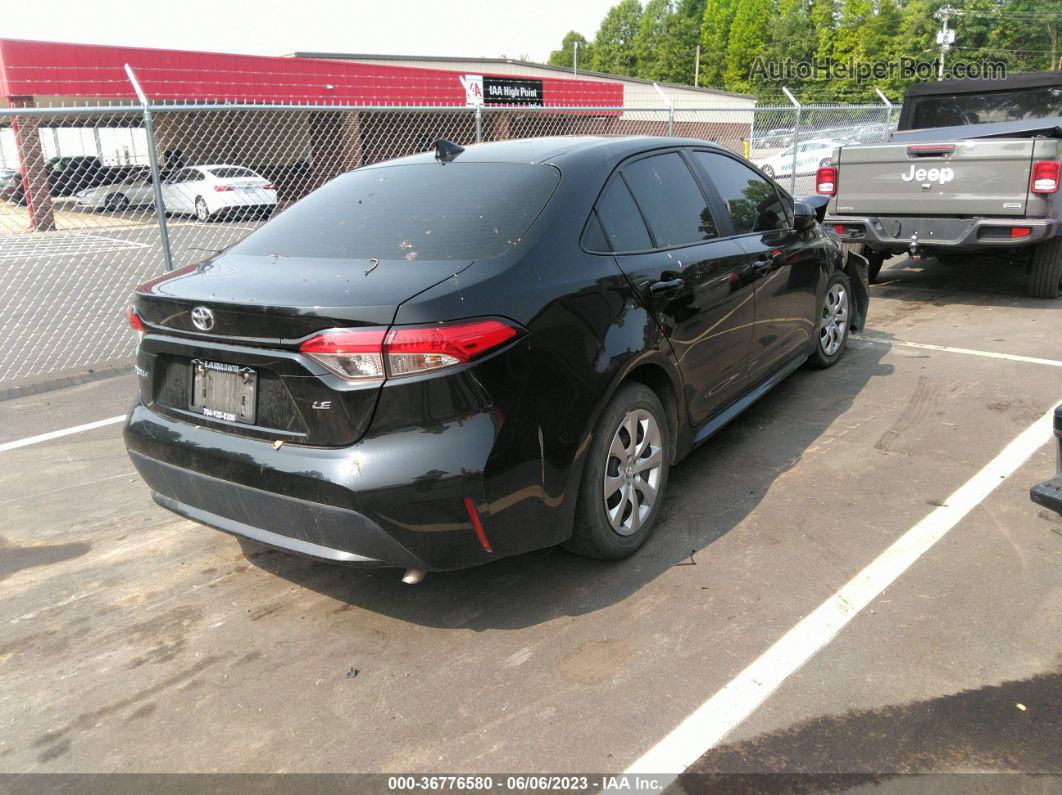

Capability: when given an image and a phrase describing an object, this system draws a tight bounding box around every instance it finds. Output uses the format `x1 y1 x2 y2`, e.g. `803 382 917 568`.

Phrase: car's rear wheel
104 193 130 212
808 270 852 369
566 383 670 560
195 196 212 223
762 164 775 177
1028 237 1062 298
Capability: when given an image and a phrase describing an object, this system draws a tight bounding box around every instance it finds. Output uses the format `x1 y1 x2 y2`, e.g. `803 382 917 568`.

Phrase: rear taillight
126 304 145 334
1011 227 1032 238
300 319 518 381
1032 161 1060 194
263 183 277 191
816 166 837 196
214 185 235 192
833 224 846 235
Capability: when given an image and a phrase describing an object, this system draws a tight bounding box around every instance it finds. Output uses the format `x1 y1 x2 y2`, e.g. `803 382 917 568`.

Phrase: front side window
622 152 718 247
693 152 789 235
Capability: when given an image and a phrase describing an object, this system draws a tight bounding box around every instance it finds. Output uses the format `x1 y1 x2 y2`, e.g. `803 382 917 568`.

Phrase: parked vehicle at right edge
824 72 1062 297
1031 405 1062 517
124 136 868 576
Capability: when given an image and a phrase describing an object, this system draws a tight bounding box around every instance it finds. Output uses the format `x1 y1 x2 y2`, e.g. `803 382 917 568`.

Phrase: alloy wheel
819 283 849 356
602 408 663 536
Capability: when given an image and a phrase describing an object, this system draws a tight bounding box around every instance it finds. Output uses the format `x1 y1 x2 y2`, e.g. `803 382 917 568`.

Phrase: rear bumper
826 215 1056 252
125 401 510 571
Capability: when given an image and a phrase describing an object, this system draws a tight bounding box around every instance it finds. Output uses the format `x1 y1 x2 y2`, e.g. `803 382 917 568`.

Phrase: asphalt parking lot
1 253 1060 782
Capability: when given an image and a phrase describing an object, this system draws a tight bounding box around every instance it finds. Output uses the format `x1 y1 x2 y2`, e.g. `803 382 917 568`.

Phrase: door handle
649 277 685 294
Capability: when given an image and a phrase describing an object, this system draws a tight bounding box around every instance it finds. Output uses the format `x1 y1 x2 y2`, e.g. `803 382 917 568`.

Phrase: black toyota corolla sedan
124 136 868 575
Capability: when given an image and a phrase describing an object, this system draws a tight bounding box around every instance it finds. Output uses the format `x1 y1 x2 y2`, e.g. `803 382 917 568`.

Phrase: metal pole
652 83 674 136
474 105 482 143
694 45 700 87
125 64 174 272
875 88 893 138
573 40 579 76
782 87 801 194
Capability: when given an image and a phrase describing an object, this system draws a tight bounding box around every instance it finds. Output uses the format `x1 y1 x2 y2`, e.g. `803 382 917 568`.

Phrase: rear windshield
908 87 1062 129
230 162 560 261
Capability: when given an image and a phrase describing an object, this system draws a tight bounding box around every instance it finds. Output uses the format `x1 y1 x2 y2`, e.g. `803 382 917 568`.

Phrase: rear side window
230 162 560 261
595 178 652 252
693 152 789 235
622 153 718 247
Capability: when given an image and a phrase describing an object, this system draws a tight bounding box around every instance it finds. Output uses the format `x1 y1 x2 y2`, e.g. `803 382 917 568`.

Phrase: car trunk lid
136 253 472 340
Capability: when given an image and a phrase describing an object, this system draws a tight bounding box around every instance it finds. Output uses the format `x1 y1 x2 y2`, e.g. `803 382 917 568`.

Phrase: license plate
190 359 257 424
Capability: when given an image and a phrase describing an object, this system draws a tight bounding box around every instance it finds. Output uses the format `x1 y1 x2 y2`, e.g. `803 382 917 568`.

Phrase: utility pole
573 40 579 76
934 5 959 79
694 45 701 87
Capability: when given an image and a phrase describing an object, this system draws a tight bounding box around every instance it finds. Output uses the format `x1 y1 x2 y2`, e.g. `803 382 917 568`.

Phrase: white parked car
161 165 277 221
75 172 156 211
753 138 849 178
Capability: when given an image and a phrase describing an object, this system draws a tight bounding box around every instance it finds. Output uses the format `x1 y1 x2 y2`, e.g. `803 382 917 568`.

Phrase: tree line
547 0 1059 102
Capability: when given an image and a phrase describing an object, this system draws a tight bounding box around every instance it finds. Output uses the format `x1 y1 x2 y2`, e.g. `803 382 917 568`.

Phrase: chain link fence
0 95 898 386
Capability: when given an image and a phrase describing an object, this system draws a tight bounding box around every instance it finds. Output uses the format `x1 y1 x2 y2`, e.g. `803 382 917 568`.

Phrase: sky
2 0 616 63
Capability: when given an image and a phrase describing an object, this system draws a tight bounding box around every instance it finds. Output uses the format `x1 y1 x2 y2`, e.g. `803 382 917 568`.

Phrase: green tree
700 0 737 88
992 0 1062 70
758 0 816 100
592 0 644 76
725 0 778 93
635 0 674 80
548 31 594 69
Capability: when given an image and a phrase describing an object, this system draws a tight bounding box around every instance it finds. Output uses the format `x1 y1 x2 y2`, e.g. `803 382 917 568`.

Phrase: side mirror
793 200 817 231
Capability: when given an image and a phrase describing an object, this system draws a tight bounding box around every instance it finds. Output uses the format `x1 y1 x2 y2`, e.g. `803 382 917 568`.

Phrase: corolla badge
190 306 215 331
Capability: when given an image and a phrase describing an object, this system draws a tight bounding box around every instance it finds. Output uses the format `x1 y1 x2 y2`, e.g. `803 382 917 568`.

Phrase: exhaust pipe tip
401 568 427 585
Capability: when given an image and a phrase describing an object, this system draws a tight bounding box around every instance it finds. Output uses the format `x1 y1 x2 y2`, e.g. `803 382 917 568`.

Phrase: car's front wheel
566 383 670 560
808 270 852 369
194 196 212 222
761 164 775 177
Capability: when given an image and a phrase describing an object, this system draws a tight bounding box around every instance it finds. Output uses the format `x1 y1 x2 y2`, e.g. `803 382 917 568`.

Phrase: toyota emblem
190 306 215 332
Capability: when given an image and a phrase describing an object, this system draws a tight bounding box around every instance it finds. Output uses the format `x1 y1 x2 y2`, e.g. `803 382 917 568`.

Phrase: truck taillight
816 167 837 196
300 320 519 382
1031 161 1061 194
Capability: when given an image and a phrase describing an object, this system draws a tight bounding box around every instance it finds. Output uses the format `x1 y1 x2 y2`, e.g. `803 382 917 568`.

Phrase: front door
599 150 756 426
690 150 824 380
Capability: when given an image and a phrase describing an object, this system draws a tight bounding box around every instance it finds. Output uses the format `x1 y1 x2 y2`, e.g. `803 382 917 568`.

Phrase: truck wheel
866 249 886 283
1029 237 1062 299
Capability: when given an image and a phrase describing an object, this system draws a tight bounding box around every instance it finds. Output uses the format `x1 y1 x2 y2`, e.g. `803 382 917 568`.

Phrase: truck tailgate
835 139 1034 217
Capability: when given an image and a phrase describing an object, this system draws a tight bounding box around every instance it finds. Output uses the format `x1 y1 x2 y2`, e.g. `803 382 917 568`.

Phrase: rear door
602 150 755 426
835 139 1035 217
691 150 823 380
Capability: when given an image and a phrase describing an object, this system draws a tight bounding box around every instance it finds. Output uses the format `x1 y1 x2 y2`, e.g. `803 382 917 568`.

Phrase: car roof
194 164 259 172
367 136 734 169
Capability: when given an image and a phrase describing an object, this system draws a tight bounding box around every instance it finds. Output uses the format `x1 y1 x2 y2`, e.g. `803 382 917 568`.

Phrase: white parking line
0 415 125 453
625 403 1057 779
853 334 1062 368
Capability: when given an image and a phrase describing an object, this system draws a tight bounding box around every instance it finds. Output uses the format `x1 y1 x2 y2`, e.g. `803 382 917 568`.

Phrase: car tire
762 164 775 178
1028 237 1062 299
105 193 130 212
865 249 886 283
819 157 831 167
808 270 852 369
195 196 212 223
565 382 670 560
